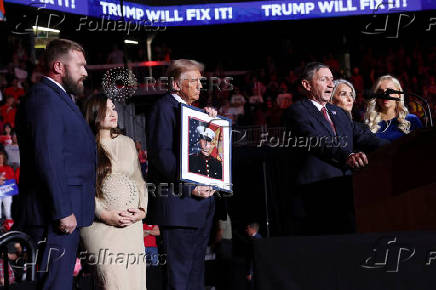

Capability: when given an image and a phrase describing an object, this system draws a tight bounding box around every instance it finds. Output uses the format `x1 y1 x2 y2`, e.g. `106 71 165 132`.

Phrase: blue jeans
145 246 159 266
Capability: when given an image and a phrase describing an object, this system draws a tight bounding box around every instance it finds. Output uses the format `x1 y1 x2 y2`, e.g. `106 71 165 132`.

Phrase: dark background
1 3 435 238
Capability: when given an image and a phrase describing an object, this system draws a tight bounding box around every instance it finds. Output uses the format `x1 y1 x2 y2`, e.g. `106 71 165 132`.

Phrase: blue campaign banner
422 0 436 10
5 0 88 16
4 0 435 26
0 179 18 197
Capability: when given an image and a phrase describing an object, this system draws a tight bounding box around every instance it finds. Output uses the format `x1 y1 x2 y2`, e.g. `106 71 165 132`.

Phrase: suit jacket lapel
41 77 79 113
302 99 335 136
166 93 183 109
41 77 95 141
326 104 344 137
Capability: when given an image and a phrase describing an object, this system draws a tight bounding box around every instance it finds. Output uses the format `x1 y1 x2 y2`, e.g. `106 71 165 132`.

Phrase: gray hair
331 79 356 101
301 62 329 81
166 59 204 91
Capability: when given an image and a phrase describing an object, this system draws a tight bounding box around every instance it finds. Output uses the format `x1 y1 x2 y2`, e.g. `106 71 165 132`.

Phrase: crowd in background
2 37 436 130
0 34 435 288
210 45 436 127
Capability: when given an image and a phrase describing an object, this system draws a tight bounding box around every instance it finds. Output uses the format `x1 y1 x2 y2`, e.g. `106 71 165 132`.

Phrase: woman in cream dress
81 94 148 290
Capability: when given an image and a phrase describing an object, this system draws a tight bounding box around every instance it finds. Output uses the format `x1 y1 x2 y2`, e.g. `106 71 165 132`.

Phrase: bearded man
15 39 96 290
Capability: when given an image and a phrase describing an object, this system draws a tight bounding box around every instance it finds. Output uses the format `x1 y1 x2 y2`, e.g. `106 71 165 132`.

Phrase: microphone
364 88 402 101
364 93 401 101
365 88 433 127
385 88 404 95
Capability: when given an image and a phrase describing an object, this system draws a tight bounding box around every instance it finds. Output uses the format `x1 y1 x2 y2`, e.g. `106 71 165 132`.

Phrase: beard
62 69 84 96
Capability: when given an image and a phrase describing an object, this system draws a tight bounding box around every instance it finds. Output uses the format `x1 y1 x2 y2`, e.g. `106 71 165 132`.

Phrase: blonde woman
364 75 422 141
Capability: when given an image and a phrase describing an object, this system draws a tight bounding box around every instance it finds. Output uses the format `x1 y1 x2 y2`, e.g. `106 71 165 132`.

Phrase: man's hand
346 152 368 169
0 173 5 185
59 213 77 234
192 186 215 198
204 107 217 118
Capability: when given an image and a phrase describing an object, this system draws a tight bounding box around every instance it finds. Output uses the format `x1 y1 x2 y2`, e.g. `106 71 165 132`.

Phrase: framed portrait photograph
180 104 232 193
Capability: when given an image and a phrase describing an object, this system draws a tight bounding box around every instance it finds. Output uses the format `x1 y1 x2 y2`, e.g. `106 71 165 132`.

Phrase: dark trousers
299 175 356 235
25 224 80 290
161 205 215 290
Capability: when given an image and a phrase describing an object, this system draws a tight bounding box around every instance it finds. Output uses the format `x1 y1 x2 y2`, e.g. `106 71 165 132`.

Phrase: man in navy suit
146 59 218 290
245 222 262 285
14 39 96 290
282 62 388 235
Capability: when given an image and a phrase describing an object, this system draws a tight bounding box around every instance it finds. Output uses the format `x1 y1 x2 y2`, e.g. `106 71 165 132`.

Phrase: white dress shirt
310 99 333 123
172 93 187 104
45 76 77 102
44 76 66 93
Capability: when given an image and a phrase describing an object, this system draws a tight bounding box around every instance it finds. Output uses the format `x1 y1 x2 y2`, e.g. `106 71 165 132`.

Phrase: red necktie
321 107 336 134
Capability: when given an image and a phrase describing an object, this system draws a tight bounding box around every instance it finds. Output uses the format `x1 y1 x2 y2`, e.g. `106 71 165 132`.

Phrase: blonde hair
364 75 411 134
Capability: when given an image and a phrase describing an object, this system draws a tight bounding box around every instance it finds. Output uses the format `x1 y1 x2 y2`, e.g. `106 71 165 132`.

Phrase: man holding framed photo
146 59 219 290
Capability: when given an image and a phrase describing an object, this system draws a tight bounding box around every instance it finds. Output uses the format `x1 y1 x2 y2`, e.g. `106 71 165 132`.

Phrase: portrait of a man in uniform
188 125 223 180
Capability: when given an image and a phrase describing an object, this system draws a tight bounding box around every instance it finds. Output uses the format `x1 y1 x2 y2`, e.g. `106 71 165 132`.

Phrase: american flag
189 118 201 154
188 117 222 157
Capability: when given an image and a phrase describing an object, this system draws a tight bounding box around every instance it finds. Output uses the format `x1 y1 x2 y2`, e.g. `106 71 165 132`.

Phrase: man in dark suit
146 59 218 290
282 62 389 235
189 125 223 180
245 222 262 286
14 39 96 290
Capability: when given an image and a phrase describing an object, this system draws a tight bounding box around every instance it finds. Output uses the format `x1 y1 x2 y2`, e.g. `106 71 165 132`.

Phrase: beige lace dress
81 135 148 290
